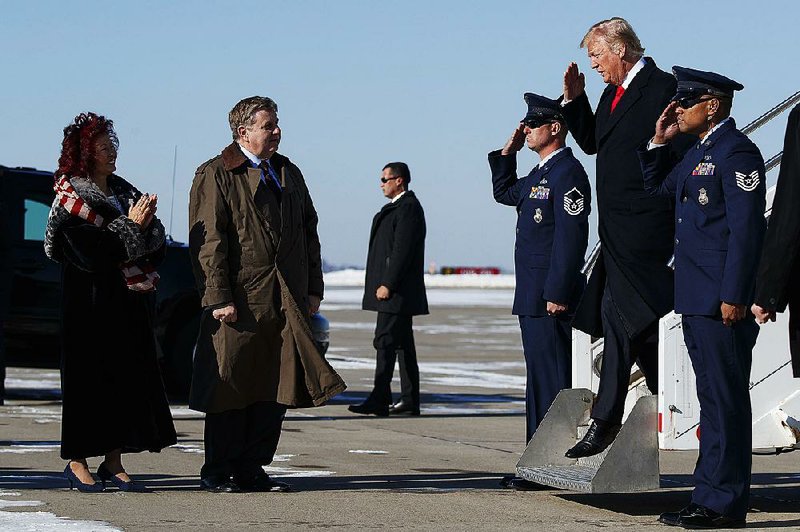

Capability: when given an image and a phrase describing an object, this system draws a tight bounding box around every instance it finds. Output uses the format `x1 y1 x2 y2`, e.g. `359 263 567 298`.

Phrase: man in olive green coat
189 96 345 493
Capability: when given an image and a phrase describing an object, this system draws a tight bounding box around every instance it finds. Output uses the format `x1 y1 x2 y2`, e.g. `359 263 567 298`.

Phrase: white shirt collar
391 190 407 203
537 147 566 168
621 57 647 90
238 143 262 166
701 117 732 144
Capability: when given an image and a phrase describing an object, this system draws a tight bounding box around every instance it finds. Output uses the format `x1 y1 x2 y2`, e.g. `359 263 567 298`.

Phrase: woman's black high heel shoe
97 462 148 492
63 463 104 492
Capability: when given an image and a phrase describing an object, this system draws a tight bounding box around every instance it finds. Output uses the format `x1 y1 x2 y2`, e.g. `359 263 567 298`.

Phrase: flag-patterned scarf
53 176 160 292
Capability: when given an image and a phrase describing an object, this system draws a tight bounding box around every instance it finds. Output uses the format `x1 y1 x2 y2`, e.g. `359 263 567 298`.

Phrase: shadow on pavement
558 473 800 524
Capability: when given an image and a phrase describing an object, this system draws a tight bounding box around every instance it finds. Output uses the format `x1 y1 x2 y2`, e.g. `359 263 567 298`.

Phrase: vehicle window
24 198 50 241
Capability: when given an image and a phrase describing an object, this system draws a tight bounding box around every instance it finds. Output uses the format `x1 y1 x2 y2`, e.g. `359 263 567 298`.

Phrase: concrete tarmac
1 294 799 530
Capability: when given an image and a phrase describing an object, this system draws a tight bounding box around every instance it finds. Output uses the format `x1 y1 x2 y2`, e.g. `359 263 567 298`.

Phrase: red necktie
610 85 625 113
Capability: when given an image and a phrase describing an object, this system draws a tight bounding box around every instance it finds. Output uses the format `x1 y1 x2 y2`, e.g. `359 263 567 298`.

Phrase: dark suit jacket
754 104 800 377
489 147 590 316
563 58 686 337
362 191 429 316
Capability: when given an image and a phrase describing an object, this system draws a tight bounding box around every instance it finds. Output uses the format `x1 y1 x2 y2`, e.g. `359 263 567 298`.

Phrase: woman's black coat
362 191 429 316
48 175 176 459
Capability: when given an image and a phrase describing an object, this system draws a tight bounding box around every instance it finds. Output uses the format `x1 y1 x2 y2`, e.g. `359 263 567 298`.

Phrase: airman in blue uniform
489 93 591 490
638 67 766 530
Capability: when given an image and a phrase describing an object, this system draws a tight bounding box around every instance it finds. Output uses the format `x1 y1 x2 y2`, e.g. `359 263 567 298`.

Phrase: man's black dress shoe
565 421 621 458
499 475 549 491
675 505 746 529
235 472 291 493
200 476 241 493
389 400 420 416
348 402 390 416
658 503 703 526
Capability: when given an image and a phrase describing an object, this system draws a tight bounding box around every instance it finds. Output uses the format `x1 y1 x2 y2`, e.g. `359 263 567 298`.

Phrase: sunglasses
380 175 401 183
522 119 554 129
676 94 730 109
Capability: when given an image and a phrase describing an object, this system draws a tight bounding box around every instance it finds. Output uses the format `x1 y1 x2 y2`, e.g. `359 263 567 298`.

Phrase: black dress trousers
591 284 659 425
368 312 419 407
201 400 287 481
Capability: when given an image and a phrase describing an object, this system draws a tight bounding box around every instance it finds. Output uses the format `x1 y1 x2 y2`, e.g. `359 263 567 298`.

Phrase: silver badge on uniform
698 187 709 205
563 187 585 216
735 170 760 192
534 208 543 224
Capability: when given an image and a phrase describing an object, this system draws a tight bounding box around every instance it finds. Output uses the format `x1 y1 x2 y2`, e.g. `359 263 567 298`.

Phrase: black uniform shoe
658 503 703 526
235 472 292 493
499 475 549 491
677 505 746 529
389 400 420 416
564 421 621 459
348 402 390 416
200 476 242 493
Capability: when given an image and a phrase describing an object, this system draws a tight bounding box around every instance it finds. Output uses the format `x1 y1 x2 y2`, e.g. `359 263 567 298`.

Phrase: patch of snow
348 450 388 455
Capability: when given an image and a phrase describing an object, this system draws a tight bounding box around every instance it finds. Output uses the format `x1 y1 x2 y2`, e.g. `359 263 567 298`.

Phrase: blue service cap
671 66 744 101
522 92 563 124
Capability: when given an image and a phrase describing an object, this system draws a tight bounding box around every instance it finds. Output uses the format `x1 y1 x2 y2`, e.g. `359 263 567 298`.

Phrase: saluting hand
563 62 585 102
501 124 526 155
750 304 776 324
721 302 745 326
653 102 681 145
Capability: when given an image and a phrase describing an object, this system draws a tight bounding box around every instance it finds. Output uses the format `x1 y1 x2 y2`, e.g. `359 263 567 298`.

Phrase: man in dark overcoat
349 162 428 416
560 17 691 458
752 104 800 378
189 96 346 493
490 93 591 490
640 67 765 530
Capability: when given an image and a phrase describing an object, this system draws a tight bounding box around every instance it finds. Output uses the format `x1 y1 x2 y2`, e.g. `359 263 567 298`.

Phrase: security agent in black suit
560 17 692 458
349 162 428 416
490 93 591 490
640 67 765 530
752 104 800 378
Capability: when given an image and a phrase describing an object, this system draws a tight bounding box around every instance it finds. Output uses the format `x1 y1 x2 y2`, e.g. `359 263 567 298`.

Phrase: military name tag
530 186 550 200
698 187 709 205
692 162 715 176
534 208 543 223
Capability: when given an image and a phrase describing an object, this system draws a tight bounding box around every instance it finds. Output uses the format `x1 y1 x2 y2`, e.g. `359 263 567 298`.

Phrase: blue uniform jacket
489 147 591 316
638 119 766 316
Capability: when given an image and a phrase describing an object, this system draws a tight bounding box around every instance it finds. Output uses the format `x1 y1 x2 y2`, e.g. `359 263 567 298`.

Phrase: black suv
0 165 201 394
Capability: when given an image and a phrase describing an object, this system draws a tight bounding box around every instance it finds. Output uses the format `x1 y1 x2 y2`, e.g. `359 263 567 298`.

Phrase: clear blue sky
2 1 798 269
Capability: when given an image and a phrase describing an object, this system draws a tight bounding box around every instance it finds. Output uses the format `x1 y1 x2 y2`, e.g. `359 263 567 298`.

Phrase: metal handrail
741 90 800 136
581 91 799 276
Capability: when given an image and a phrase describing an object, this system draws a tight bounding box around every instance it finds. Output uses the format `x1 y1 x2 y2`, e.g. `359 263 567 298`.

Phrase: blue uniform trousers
519 315 572 443
682 315 758 520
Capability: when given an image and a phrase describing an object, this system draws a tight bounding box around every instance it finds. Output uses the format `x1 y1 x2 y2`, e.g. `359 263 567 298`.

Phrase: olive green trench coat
188 142 345 413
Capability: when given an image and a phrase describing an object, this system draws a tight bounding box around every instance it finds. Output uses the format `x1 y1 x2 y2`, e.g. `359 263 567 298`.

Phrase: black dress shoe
677 505 745 529
658 503 703 526
200 476 241 493
499 475 549 491
235 473 291 492
389 400 420 416
348 402 390 416
564 421 621 459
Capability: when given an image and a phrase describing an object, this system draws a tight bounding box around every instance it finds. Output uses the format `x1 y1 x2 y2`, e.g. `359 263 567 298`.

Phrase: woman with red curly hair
45 112 176 492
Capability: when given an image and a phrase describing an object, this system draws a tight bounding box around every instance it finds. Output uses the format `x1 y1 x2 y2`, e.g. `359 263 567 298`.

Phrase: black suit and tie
754 104 800 378
358 191 428 413
562 58 691 430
